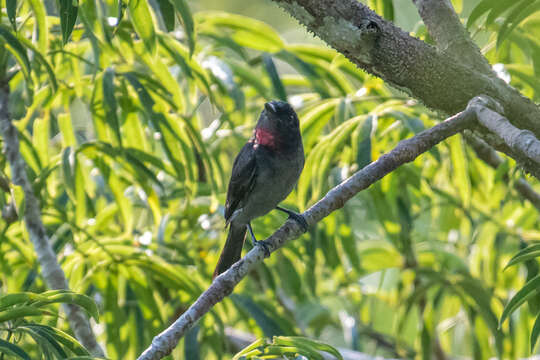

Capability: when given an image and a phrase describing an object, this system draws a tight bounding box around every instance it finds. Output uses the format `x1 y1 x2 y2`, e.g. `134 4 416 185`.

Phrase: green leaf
505 243 540 269
17 36 58 92
263 54 287 101
128 0 156 54
196 11 283 52
7 0 17 30
22 324 90 356
230 294 284 337
448 135 470 208
500 274 540 326
498 2 540 48
531 313 540 352
59 0 79 44
0 338 31 360
102 68 122 146
156 0 175 32
0 25 32 85
273 336 343 360
0 306 48 322
27 0 48 52
184 324 200 360
232 338 266 359
170 0 195 55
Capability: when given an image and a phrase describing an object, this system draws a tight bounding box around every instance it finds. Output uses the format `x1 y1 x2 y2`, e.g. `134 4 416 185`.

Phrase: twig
137 102 475 360
0 82 105 357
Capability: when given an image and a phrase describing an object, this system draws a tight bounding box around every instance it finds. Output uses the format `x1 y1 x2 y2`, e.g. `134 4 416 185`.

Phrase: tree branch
0 83 105 357
137 103 476 360
469 96 540 171
412 0 492 75
271 0 540 166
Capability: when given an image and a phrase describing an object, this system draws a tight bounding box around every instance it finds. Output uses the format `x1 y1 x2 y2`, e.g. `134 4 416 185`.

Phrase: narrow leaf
0 338 31 360
59 0 79 44
171 0 195 55
500 274 540 326
128 0 156 54
7 0 17 30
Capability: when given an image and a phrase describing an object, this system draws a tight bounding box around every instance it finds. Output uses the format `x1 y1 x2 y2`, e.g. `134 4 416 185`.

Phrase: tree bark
271 0 540 175
0 83 105 357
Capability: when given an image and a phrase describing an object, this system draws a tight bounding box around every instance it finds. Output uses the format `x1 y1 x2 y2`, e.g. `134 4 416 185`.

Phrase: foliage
0 290 99 359
0 0 538 359
232 336 343 360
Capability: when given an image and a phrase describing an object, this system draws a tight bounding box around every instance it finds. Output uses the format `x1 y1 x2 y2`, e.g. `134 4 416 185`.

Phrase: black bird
213 100 307 277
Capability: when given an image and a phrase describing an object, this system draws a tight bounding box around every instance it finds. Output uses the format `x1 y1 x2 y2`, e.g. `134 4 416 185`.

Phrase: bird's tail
213 222 246 278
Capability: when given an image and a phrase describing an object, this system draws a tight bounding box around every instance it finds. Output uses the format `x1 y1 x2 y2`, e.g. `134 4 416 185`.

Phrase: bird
213 100 307 278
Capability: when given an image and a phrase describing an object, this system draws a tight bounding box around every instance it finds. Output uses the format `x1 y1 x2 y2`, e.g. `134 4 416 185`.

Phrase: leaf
531 313 540 352
27 0 48 52
263 54 287 101
232 338 266 359
23 324 90 356
128 0 156 54
7 0 17 30
448 135 470 208
498 2 540 47
273 336 343 360
0 338 31 360
59 0 79 44
170 0 195 55
500 274 540 326
230 294 284 337
156 0 175 32
505 243 540 269
17 36 58 92
184 324 200 360
0 306 48 322
0 25 32 85
102 68 122 146
196 11 283 52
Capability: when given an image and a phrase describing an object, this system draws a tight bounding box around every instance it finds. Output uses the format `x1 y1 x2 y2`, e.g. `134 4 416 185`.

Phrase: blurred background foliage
0 0 539 359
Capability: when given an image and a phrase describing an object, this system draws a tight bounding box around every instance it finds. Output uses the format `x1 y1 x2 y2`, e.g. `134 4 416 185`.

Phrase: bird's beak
264 102 277 113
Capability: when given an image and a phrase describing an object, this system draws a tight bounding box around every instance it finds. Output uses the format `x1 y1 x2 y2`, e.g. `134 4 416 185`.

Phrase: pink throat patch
254 128 276 148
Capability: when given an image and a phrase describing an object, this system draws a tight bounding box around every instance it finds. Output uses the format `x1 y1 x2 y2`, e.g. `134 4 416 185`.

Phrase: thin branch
0 83 105 357
137 103 475 360
412 0 492 75
464 133 540 211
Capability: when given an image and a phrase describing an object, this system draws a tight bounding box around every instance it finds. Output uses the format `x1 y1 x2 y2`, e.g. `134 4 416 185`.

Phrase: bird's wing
224 142 258 222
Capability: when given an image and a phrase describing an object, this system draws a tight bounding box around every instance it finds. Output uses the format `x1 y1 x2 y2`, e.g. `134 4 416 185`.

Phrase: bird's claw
255 240 271 258
276 206 308 233
288 212 308 233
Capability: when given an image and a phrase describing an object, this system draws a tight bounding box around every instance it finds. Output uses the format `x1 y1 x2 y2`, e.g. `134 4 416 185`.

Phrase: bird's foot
254 239 271 258
276 206 308 232
247 222 271 257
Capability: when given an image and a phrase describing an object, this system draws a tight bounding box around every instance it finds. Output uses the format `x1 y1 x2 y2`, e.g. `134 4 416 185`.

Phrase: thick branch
412 0 492 75
0 84 105 357
271 0 540 145
137 107 474 360
464 133 540 211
